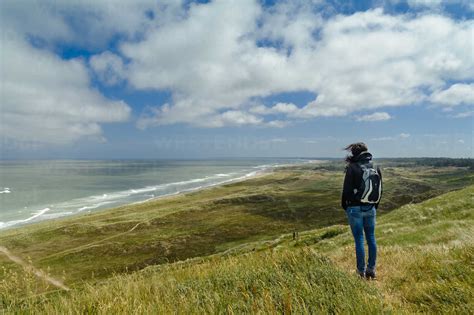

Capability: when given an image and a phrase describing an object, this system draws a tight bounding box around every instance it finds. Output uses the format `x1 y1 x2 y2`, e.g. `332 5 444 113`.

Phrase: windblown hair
343 142 368 163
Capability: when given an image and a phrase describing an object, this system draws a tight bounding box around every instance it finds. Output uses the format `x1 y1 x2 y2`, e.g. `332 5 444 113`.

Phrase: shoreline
127 159 326 206
0 160 322 232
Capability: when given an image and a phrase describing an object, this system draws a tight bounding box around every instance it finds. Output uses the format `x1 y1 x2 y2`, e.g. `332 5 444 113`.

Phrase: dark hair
343 142 368 163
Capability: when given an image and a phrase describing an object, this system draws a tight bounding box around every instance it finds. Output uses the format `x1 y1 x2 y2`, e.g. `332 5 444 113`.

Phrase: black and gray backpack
355 162 382 204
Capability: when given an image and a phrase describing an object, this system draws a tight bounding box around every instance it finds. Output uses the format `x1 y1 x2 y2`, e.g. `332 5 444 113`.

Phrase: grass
2 249 386 314
0 163 470 284
309 185 474 313
0 161 473 313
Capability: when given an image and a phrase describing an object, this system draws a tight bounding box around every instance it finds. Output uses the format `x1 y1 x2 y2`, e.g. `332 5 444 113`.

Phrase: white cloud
111 3 472 127
371 133 410 141
0 0 183 49
272 103 299 114
430 83 474 107
90 52 126 86
451 110 474 118
0 36 131 145
371 136 394 141
2 0 473 133
404 0 474 12
268 138 287 143
211 110 263 127
407 0 443 8
265 120 289 128
249 103 299 115
137 108 264 129
122 0 294 126
249 105 271 115
356 112 392 122
294 12 472 117
457 139 465 144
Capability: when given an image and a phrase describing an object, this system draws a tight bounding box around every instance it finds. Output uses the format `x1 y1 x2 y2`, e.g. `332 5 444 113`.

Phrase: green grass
310 185 474 313
0 162 473 313
2 249 386 314
0 163 469 284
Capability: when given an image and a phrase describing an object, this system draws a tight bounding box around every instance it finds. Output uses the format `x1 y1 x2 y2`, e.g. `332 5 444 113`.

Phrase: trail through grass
0 246 70 291
0 162 472 313
0 163 469 285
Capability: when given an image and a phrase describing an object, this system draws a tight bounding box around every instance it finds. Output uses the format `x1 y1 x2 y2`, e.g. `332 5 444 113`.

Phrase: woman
341 142 382 279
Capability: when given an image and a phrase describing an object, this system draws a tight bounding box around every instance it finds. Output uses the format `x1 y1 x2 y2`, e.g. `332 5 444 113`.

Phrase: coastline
0 160 321 233
128 159 325 206
129 166 270 206
1 162 471 304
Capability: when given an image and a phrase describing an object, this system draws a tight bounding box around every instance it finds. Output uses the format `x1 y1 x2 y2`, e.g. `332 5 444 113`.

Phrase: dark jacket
341 151 382 210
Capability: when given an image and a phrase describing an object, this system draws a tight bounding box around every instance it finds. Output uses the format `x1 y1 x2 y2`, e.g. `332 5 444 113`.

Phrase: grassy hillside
0 162 472 313
1 184 472 313
0 163 470 286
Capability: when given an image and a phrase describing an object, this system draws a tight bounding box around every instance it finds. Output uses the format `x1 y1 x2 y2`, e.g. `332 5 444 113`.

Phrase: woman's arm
341 165 353 210
375 166 382 209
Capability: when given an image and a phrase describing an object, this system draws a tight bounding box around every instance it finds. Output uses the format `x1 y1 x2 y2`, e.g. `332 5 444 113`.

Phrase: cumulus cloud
0 0 183 49
109 2 473 127
371 133 410 141
0 36 131 145
207 111 263 128
356 112 392 122
122 0 293 127
294 11 472 116
406 0 443 8
2 0 473 133
265 120 289 128
90 52 126 86
430 83 474 107
404 0 474 12
137 107 264 129
249 103 299 115
451 110 474 118
268 138 287 143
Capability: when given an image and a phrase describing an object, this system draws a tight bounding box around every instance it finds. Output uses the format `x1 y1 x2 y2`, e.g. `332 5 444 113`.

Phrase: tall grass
2 248 386 314
316 185 474 313
0 166 472 314
0 164 469 286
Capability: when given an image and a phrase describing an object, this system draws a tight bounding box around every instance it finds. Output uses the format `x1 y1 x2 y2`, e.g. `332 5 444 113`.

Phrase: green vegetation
378 157 474 169
0 161 473 313
2 248 386 314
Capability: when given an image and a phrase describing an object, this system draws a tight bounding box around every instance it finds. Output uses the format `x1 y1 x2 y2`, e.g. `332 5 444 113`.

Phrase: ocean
0 158 309 230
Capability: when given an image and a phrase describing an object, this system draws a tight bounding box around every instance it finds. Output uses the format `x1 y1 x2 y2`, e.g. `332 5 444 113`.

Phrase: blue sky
0 0 472 159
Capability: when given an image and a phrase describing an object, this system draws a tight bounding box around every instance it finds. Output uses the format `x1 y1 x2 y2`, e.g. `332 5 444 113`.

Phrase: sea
0 158 311 230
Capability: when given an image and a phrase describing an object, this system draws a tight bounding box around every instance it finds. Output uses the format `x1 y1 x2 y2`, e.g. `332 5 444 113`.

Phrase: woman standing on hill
341 142 382 279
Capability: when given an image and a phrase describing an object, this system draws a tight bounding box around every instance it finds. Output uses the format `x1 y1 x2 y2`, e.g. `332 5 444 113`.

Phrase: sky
0 0 472 159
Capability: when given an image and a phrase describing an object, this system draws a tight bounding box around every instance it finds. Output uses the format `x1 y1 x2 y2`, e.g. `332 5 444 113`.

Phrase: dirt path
44 221 144 260
0 246 70 291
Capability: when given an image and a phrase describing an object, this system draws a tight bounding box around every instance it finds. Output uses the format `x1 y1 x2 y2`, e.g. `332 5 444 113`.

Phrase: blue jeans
346 205 377 274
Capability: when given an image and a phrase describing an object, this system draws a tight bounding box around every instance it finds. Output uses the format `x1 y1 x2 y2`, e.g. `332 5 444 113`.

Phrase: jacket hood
352 151 372 163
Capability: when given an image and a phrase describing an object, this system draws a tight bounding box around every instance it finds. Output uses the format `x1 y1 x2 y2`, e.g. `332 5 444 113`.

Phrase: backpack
355 162 382 204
